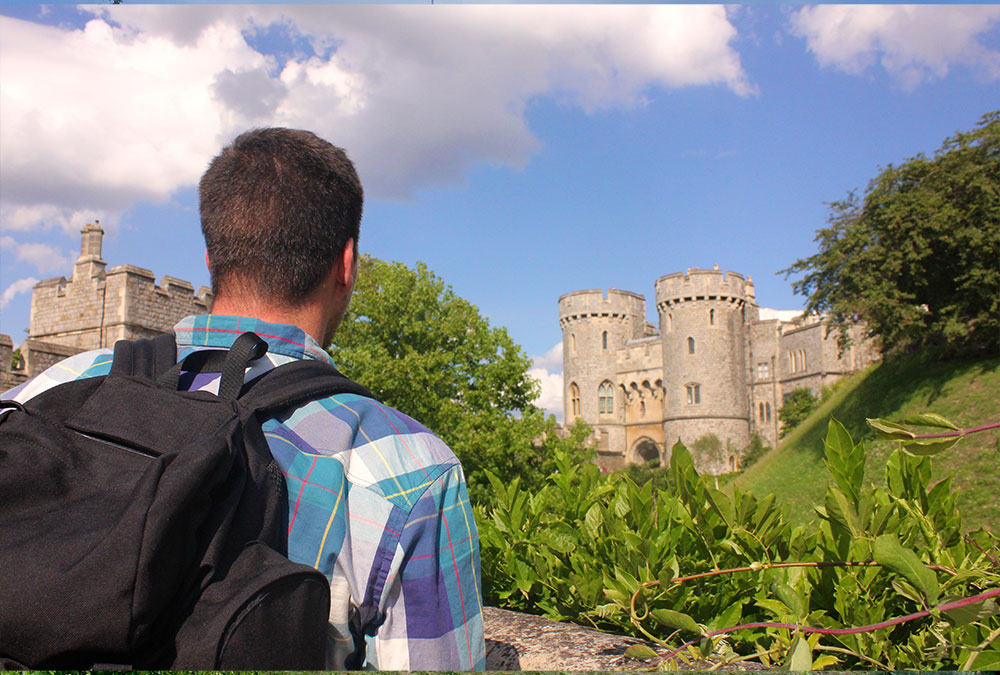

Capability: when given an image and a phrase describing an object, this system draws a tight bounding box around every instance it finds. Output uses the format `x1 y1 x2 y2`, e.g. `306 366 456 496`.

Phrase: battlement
558 288 646 327
654 265 755 309
27 222 212 352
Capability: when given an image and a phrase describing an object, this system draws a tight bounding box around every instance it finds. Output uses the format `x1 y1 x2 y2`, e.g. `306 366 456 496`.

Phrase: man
6 128 486 670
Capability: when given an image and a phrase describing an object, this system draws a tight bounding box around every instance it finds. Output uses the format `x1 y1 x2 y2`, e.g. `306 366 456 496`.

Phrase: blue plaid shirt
6 315 486 670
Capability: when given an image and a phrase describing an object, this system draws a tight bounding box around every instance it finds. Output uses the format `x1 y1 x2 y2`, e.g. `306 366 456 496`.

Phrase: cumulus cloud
0 278 39 311
529 341 563 420
790 5 1000 88
1 5 752 231
1 236 73 276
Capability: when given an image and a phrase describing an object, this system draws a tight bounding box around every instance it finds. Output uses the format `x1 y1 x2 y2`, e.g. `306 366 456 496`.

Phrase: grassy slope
733 352 1000 532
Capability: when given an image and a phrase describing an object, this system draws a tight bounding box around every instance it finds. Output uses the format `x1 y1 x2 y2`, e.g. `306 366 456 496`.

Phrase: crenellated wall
562 267 878 473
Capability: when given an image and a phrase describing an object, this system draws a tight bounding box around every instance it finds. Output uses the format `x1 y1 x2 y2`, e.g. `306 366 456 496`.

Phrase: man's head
200 128 363 307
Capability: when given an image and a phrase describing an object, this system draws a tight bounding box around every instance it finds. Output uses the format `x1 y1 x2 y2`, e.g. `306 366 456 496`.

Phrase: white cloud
1 5 752 231
0 278 39 311
1 236 73 276
790 5 1000 88
532 341 563 372
529 341 563 420
528 366 563 422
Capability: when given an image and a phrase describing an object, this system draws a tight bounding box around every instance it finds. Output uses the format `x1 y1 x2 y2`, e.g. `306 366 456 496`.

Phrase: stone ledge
483 606 765 671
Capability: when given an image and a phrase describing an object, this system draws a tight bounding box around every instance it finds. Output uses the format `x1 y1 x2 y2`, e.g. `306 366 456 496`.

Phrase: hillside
734 351 1000 532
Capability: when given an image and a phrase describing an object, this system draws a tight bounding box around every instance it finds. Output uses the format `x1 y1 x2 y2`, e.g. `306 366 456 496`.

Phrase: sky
1 3 998 419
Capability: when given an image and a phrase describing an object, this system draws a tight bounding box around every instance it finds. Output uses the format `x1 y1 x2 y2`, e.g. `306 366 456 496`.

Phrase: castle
560 267 878 473
1 223 213 390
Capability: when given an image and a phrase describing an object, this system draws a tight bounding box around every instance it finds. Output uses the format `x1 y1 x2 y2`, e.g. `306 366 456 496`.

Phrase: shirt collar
173 314 336 365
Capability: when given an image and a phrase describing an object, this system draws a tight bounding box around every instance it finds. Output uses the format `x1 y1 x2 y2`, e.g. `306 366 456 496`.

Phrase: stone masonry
560 266 879 474
0 222 213 388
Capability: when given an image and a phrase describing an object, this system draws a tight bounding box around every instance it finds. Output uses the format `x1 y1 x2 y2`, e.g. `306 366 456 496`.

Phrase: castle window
759 402 765 421
602 331 608 350
571 333 576 355
710 309 715 325
668 313 673 331
757 361 770 380
766 402 772 422
686 383 701 405
799 349 807 371
598 381 614 415
570 383 580 417
687 337 695 354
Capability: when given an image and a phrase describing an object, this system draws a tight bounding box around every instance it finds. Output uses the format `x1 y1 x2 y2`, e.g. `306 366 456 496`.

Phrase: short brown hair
199 128 363 304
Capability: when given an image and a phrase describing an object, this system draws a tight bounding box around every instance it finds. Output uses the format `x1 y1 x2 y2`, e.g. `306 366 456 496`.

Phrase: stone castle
1 223 213 390
560 267 878 473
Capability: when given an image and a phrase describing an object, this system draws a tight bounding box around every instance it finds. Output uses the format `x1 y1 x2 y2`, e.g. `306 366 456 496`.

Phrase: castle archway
629 437 661 466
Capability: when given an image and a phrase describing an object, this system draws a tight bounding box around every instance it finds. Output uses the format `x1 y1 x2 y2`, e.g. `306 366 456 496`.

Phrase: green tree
783 111 1000 357
329 255 592 505
778 387 819 437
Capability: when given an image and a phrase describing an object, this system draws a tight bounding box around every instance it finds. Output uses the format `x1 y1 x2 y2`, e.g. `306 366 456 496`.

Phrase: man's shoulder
5 349 114 402
272 391 464 505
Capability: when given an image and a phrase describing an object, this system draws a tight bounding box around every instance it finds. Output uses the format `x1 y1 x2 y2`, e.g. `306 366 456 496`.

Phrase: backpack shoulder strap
111 333 178 381
238 359 375 419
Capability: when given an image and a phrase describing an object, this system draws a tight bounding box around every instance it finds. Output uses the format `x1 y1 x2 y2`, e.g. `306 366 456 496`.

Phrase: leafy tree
329 255 592 505
778 387 819 437
783 111 1000 357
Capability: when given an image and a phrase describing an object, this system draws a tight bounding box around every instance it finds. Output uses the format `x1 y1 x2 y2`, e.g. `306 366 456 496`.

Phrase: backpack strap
238 359 375 419
111 333 179 381
158 332 269 400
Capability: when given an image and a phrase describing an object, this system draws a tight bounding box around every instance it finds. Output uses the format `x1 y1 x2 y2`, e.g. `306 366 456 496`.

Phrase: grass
733 351 1000 532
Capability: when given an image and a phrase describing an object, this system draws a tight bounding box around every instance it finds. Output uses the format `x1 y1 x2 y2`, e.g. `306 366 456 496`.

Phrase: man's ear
335 238 356 288
205 250 211 272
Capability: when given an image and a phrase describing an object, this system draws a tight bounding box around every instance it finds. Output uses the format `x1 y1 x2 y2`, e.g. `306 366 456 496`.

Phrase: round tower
654 267 755 473
558 289 646 457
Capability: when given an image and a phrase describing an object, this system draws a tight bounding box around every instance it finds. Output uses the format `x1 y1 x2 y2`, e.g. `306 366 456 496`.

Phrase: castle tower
558 289 646 459
654 267 758 472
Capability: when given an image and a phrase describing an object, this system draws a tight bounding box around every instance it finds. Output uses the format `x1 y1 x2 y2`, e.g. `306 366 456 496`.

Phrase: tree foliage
784 111 1000 357
778 387 819 438
329 255 592 505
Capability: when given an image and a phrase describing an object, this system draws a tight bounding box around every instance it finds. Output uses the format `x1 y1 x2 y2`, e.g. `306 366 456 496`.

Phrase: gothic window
688 337 695 354
570 382 580 417
710 309 715 325
598 381 614 415
729 455 737 472
759 402 765 421
570 333 576 355
602 331 608 350
766 402 772 422
686 383 701 405
799 349 807 371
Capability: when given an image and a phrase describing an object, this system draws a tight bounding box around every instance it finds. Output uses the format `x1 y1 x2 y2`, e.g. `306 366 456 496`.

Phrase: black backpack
0 331 373 669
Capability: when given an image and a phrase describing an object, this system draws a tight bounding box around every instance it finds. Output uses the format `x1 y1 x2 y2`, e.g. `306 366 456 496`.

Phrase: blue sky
1 4 998 416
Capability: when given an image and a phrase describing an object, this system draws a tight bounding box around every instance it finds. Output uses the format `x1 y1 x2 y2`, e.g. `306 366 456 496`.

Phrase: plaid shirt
5 315 486 670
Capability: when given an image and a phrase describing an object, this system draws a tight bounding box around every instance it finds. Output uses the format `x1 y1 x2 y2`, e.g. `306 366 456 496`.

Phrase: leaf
651 608 703 635
902 412 960 430
942 596 999 626
901 436 961 457
873 534 939 606
771 581 807 619
969 648 1000 670
867 417 916 441
624 644 659 660
787 635 812 671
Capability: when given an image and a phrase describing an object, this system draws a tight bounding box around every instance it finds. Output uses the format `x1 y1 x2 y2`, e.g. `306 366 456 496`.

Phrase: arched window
729 455 737 472
688 337 696 354
569 383 580 417
766 402 772 422
710 309 715 325
686 383 701 405
668 313 673 331
799 349 807 371
598 381 614 414
570 333 576 355
602 331 608 350
759 402 765 421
